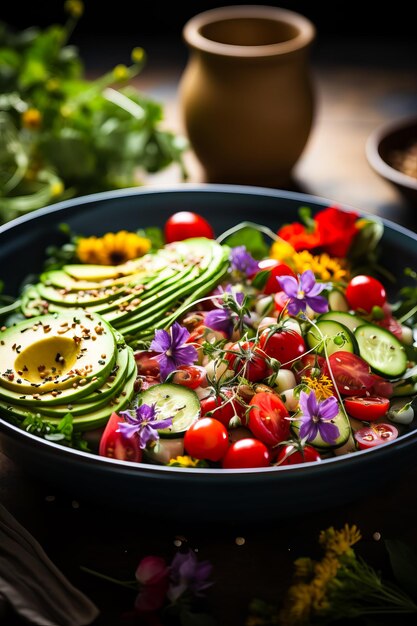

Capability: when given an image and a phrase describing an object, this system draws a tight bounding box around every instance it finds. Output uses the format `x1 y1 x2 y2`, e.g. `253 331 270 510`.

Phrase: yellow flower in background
293 557 314 580
302 374 335 400
292 250 350 282
113 64 129 81
270 239 296 262
22 108 42 130
131 47 145 64
77 231 151 265
64 0 84 17
319 524 362 557
280 582 313 625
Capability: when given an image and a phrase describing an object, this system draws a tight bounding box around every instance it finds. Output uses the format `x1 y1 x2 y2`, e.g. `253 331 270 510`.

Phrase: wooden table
1 49 417 626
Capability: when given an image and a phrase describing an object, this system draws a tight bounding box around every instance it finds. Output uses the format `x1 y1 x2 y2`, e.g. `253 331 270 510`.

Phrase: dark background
2 1 416 71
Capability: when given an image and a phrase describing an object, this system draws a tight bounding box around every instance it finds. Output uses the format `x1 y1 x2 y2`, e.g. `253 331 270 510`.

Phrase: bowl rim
366 115 417 191
1 183 417 478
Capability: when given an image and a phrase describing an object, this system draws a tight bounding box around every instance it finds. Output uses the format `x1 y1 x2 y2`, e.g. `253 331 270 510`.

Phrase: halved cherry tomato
259 327 306 365
134 351 160 377
354 423 398 450
276 443 321 466
345 275 386 313
294 354 326 382
184 417 229 461
225 341 269 382
256 259 296 295
344 396 390 422
171 365 207 389
248 392 290 446
164 211 214 243
376 314 402 339
200 388 246 428
222 438 270 469
99 413 142 462
322 352 376 396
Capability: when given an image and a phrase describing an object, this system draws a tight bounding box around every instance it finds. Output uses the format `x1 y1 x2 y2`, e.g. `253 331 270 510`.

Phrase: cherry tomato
222 438 270 469
345 275 386 313
370 375 393 398
200 388 246 428
259 327 306 365
273 290 290 314
344 396 390 422
256 259 296 295
171 365 207 389
354 423 398 450
294 354 326 382
99 413 142 462
248 392 290 446
134 351 160 377
276 443 321 466
225 341 269 382
164 212 214 243
184 417 229 461
376 314 403 339
322 352 376 396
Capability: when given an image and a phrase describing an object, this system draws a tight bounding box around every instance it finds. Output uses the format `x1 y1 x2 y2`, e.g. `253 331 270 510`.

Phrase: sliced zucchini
354 324 407 378
139 383 200 438
306 320 357 356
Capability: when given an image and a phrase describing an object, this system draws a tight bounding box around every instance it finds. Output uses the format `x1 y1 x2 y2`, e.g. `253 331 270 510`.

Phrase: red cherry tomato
171 365 207 389
354 423 398 450
164 212 214 243
276 443 321 466
294 354 326 382
344 396 390 422
376 314 403 339
322 352 376 396
274 290 290 313
200 388 246 428
184 417 229 461
345 275 386 313
222 438 270 469
370 375 393 398
225 341 269 382
99 413 142 462
256 259 296 295
248 392 290 446
259 327 306 365
134 351 160 377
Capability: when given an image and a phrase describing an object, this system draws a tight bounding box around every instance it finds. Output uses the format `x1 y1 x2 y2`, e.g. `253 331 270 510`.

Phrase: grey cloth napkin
0 503 99 625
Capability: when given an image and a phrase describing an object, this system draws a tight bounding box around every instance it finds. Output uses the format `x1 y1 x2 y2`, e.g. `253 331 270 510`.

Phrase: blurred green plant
0 1 187 223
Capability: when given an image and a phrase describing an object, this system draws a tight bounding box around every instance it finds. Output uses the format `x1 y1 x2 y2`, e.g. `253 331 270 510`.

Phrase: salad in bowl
0 204 416 471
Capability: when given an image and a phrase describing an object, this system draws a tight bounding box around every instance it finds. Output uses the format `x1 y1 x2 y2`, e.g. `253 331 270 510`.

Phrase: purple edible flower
230 246 259 276
118 403 173 449
150 321 198 380
204 308 233 335
205 285 248 336
168 550 213 602
277 270 330 316
298 390 339 444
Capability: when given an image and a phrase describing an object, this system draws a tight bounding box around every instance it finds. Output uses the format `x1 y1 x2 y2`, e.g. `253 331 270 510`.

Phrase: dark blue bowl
1 184 416 521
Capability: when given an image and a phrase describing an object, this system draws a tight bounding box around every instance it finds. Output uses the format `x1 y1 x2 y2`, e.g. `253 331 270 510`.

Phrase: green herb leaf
141 226 164 250
298 206 316 232
223 226 269 260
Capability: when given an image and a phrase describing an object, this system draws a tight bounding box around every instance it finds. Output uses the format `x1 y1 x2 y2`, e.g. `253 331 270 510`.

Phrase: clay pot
180 5 316 186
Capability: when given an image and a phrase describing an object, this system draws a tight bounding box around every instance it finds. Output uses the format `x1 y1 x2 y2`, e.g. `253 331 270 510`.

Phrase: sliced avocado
0 312 116 395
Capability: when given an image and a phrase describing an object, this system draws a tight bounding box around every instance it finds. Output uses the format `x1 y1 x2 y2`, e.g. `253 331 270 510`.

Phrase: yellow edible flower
302 374 335 399
167 455 202 468
21 108 42 130
292 250 350 282
76 231 151 265
270 239 296 261
64 0 84 17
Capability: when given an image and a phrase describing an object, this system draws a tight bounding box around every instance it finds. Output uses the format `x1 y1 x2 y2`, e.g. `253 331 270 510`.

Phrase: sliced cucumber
291 409 352 450
139 383 200 438
318 311 366 333
306 320 357 356
354 324 407 378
